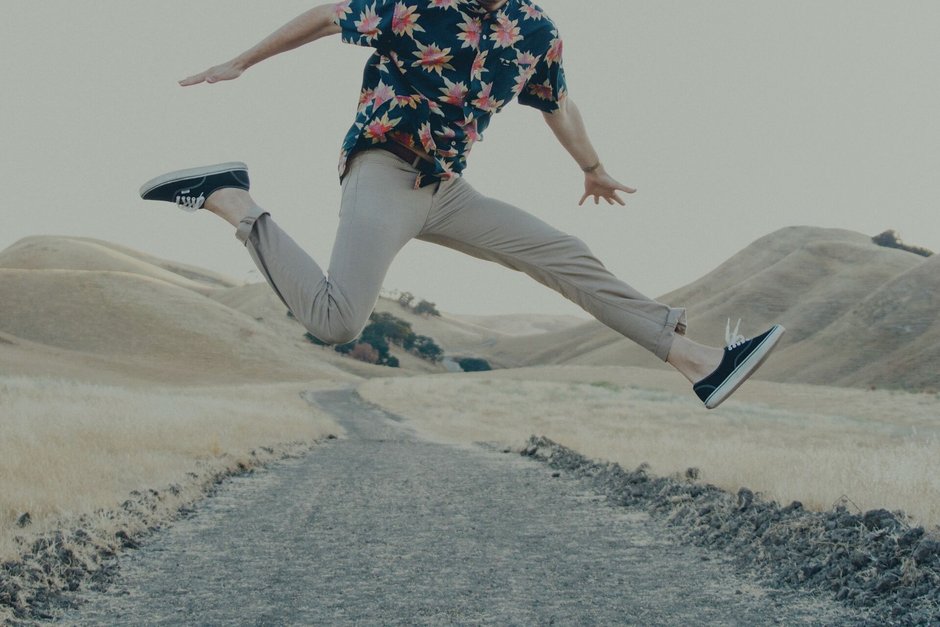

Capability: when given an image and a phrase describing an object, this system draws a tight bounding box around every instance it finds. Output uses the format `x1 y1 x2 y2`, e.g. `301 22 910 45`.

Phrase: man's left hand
579 169 636 206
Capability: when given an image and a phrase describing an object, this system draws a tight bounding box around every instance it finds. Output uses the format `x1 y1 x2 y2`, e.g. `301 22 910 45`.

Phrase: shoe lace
725 318 746 349
175 192 205 211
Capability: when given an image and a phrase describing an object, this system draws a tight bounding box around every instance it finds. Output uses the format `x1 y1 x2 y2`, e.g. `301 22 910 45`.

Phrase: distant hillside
0 235 240 292
0 235 549 383
0 236 366 384
476 226 938 392
450 313 587 337
3 228 935 391
763 252 940 390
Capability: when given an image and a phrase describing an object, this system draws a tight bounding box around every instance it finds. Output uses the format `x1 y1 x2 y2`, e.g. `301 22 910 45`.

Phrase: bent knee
300 318 363 346
561 234 593 256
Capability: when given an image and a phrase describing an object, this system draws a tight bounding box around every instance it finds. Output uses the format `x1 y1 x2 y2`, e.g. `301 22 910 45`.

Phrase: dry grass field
0 377 341 563
359 366 940 528
2 232 938 620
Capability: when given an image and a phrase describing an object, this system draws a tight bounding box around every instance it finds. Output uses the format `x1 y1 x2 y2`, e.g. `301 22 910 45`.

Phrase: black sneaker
139 162 249 212
693 319 786 409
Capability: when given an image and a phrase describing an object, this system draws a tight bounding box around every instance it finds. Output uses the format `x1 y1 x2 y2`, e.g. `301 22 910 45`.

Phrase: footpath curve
59 388 859 625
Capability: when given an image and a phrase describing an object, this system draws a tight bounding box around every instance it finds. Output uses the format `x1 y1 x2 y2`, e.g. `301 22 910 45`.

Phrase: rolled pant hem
654 307 688 362
235 207 271 245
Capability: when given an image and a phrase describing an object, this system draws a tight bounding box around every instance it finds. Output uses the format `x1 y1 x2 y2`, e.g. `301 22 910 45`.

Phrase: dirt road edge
521 435 940 626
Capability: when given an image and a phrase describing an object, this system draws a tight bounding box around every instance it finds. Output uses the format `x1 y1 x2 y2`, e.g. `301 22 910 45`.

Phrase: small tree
411 335 443 362
303 309 443 368
872 229 902 249
305 332 327 346
349 342 380 364
398 291 415 309
368 312 414 346
872 230 934 257
334 341 357 355
358 326 390 361
457 357 492 372
413 299 441 317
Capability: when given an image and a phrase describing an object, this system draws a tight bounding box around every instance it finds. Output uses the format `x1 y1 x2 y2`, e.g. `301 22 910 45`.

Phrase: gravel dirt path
57 388 861 625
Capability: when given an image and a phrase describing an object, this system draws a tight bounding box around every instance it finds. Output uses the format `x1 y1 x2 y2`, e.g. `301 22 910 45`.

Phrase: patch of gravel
521 435 940 626
0 440 333 625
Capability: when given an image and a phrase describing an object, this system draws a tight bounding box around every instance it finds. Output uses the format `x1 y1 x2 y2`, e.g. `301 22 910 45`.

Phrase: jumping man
139 0 785 409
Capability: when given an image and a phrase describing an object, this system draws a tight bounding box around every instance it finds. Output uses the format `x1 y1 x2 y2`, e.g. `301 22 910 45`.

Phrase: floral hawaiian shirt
332 0 567 188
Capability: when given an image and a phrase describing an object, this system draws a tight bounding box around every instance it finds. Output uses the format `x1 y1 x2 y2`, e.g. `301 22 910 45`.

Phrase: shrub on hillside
872 230 934 257
397 291 415 309
413 299 441 317
303 312 440 368
305 331 326 346
457 357 492 372
368 312 414 346
334 341 356 355
411 335 443 362
349 342 380 364
394 291 442 317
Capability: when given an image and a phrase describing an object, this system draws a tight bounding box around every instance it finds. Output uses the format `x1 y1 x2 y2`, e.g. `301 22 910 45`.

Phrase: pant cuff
235 207 271 246
654 307 688 362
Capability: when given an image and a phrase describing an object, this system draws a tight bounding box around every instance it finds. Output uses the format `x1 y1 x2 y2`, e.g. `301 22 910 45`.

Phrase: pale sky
2 2 938 316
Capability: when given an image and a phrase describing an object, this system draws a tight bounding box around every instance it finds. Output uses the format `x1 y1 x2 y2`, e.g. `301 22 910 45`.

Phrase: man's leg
417 178 724 381
205 151 433 345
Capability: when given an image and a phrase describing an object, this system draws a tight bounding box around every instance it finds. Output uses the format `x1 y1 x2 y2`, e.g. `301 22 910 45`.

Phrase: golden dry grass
0 376 342 562
359 366 940 528
474 227 940 395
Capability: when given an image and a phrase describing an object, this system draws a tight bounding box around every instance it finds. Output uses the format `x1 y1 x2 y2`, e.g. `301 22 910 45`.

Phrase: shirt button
482 34 488 40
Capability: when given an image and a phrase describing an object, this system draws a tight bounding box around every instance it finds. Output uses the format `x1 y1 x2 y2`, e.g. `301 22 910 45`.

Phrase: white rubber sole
704 325 786 409
138 161 247 198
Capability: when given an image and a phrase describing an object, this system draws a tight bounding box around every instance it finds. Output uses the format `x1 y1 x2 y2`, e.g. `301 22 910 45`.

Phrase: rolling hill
474 226 937 391
2 227 935 391
0 236 364 384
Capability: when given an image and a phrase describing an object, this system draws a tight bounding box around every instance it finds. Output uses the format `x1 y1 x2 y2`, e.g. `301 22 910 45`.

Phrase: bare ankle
204 188 258 228
667 335 724 384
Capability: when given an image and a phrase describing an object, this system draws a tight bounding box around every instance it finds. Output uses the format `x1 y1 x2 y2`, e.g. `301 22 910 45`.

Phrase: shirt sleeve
331 0 395 50
517 35 568 113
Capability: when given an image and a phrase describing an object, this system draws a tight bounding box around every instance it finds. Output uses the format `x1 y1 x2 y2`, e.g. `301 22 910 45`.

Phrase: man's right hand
179 59 245 87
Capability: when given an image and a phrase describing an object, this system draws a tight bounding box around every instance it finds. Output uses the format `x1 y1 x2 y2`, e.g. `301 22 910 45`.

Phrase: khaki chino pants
235 149 686 361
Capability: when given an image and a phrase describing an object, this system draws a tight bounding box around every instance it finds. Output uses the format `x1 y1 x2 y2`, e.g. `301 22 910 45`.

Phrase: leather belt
373 141 434 170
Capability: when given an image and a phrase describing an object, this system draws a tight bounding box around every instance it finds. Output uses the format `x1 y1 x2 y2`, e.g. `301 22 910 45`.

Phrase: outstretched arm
542 98 636 206
179 4 341 86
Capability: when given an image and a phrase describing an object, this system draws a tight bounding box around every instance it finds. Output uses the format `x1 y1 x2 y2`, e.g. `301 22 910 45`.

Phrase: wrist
231 54 252 72
581 160 602 174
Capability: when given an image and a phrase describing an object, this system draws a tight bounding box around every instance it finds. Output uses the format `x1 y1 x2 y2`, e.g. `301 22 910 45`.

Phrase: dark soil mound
522 436 940 626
